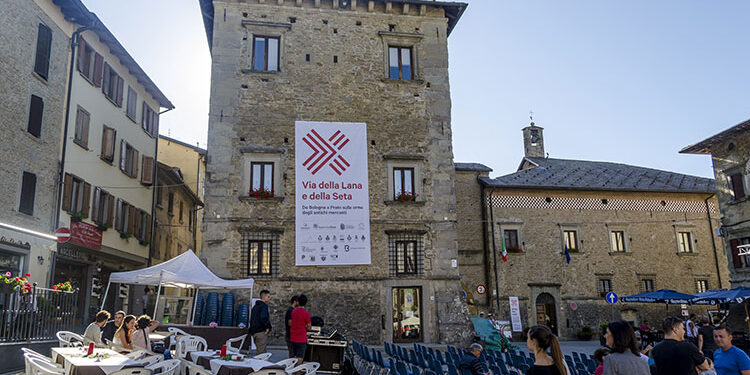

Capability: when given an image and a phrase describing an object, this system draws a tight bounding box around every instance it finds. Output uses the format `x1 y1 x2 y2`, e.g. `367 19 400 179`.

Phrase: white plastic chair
145 359 180 375
27 356 64 375
184 361 212 375
275 358 299 370
140 355 163 367
167 327 189 351
56 331 84 347
253 352 273 361
108 369 153 375
23 352 62 375
286 362 320 375
225 334 247 353
126 350 149 360
253 369 287 375
175 336 208 360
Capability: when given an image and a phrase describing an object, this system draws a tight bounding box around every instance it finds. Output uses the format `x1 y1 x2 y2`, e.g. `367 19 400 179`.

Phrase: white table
51 347 142 375
188 351 278 375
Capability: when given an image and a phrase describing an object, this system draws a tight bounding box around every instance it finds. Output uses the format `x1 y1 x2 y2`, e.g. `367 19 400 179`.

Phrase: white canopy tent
101 250 254 322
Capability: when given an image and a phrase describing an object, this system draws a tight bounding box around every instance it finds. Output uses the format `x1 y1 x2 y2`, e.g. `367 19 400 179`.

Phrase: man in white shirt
83 311 110 346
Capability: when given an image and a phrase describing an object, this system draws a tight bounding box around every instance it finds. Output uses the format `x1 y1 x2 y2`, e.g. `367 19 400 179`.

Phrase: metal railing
0 285 78 343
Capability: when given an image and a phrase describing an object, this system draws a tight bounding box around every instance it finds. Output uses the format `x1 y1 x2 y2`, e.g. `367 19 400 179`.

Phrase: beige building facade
157 135 206 256
153 161 203 264
199 0 472 344
457 124 729 339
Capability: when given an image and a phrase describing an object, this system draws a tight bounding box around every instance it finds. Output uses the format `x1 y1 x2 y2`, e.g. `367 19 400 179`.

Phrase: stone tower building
198 0 470 344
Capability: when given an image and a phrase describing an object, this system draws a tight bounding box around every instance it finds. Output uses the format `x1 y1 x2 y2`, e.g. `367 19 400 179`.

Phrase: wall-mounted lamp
37 256 44 265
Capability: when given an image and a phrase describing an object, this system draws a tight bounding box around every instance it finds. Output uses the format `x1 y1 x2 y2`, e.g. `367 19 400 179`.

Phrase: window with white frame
252 36 280 72
610 231 626 252
678 231 694 253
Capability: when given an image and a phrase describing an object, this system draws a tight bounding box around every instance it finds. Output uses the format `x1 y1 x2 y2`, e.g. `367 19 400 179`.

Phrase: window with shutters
74 106 90 149
62 173 90 217
126 86 137 121
18 172 37 216
77 38 103 86
27 95 44 138
729 173 746 201
102 63 124 107
188 207 195 233
167 192 174 216
133 209 151 244
155 185 163 208
115 199 133 235
100 125 116 162
91 187 114 227
179 200 184 223
141 103 158 137
119 140 138 178
141 156 154 185
33 23 52 81
252 36 280 72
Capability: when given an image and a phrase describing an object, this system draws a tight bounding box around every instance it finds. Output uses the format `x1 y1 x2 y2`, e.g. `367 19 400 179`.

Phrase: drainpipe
488 187 501 313
480 179 490 311
148 108 174 266
55 21 98 229
705 194 723 288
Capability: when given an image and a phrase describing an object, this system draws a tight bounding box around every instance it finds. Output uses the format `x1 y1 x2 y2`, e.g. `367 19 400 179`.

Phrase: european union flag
564 245 571 264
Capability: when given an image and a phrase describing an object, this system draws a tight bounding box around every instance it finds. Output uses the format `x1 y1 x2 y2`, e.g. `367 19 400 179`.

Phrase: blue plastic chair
447 365 459 375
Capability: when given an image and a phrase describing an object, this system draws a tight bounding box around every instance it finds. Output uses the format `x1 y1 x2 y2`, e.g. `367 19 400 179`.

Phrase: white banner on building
295 121 371 266
509 296 523 332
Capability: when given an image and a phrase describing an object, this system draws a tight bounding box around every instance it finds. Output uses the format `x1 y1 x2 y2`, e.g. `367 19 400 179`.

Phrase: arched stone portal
535 292 558 335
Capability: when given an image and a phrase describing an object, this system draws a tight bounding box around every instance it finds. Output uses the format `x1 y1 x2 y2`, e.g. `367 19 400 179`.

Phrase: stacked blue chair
237 304 249 327
203 292 219 325
220 293 235 326
192 293 204 325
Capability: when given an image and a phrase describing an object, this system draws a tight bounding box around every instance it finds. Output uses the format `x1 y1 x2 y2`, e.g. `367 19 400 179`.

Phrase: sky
82 0 750 178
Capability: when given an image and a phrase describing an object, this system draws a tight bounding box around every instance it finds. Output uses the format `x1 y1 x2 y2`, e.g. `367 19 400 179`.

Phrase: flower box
395 192 417 202
248 188 274 199
506 246 523 253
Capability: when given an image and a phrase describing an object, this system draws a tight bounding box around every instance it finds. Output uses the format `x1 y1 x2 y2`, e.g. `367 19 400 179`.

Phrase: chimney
522 122 545 158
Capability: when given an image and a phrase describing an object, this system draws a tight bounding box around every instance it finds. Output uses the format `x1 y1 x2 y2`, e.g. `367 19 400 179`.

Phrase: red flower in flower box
395 192 417 202
249 187 274 199
506 246 523 253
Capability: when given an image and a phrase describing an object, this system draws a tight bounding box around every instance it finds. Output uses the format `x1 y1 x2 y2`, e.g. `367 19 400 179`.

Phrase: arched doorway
535 293 558 335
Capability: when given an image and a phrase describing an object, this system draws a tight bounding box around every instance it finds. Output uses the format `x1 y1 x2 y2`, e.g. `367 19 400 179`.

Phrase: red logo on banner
302 129 351 175
70 221 102 250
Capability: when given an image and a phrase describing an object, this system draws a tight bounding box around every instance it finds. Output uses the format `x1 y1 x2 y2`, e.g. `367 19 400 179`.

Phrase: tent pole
153 270 164 319
100 281 111 310
190 287 200 325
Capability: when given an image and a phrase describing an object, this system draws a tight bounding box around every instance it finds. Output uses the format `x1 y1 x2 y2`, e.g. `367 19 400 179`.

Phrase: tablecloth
188 351 282 375
51 347 142 375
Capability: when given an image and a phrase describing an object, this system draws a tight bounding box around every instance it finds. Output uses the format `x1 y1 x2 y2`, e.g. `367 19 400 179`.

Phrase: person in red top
290 294 311 365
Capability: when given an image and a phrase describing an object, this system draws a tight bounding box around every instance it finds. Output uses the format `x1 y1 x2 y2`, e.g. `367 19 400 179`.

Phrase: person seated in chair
459 343 489 375
83 310 110 347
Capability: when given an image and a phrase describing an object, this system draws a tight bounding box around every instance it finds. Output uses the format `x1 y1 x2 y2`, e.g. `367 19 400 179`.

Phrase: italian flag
501 237 508 262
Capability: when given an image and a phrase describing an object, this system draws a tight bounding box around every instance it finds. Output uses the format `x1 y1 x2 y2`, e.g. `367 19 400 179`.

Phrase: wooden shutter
152 111 159 137
731 174 746 199
141 156 154 185
62 173 73 212
731 239 742 269
27 95 44 138
91 188 100 223
81 111 90 148
93 53 103 87
77 37 86 72
141 102 147 130
19 172 37 215
133 210 141 239
101 126 115 160
132 149 139 178
115 199 122 232
81 182 91 216
34 23 52 80
107 195 115 226
128 205 136 234
115 76 124 107
102 63 110 97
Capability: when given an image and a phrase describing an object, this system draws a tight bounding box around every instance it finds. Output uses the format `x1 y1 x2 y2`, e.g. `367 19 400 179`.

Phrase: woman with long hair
526 325 567 375
132 314 159 351
113 315 136 351
603 320 650 375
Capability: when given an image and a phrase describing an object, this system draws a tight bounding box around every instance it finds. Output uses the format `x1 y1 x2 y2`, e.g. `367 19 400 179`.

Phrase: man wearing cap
460 343 489 375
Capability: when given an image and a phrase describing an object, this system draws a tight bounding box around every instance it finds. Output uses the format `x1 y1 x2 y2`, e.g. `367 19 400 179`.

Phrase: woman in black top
526 325 567 375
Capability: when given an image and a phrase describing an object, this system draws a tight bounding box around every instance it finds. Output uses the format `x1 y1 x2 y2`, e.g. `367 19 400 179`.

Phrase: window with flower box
503 229 521 253
250 162 274 198
393 167 415 201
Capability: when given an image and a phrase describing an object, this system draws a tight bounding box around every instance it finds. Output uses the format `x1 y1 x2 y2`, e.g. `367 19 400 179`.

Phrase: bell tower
522 121 545 158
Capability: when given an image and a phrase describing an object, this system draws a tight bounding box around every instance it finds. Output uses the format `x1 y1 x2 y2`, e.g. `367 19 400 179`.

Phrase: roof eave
479 183 716 195
680 118 750 155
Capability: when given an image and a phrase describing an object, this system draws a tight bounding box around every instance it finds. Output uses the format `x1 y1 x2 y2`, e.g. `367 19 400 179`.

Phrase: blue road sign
605 292 618 304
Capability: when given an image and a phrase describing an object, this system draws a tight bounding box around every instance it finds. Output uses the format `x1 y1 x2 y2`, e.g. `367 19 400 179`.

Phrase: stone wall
203 0 471 345
455 169 490 312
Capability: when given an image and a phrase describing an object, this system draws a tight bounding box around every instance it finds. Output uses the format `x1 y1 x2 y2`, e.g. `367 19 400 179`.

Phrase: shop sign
70 221 102 250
